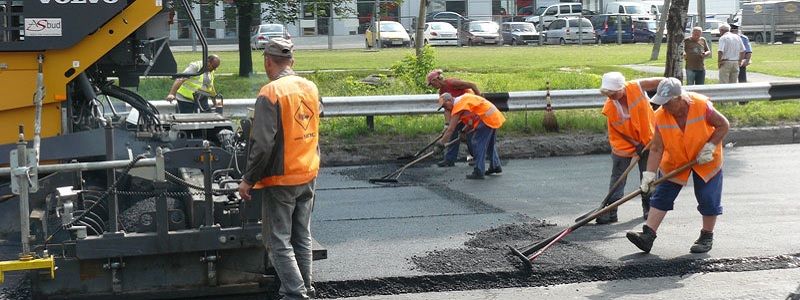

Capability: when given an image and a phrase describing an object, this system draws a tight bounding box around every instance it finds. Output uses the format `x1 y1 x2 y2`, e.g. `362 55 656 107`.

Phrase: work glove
696 142 716 164
433 143 445 155
640 171 656 194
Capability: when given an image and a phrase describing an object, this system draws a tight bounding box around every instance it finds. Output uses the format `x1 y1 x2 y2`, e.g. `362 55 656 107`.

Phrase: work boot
466 170 485 180
485 166 503 175
626 224 657 253
467 155 476 166
436 160 455 167
689 230 714 253
595 208 618 224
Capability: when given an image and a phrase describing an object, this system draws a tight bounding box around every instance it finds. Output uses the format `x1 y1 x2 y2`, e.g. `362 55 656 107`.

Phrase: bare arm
645 128 664 172
638 77 665 91
448 79 481 95
705 106 730 145
440 111 463 145
166 78 188 101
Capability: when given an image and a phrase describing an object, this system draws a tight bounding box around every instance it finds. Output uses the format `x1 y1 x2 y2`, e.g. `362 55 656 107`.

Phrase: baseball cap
437 92 453 111
651 77 685 105
264 38 293 58
600 72 626 92
426 69 443 85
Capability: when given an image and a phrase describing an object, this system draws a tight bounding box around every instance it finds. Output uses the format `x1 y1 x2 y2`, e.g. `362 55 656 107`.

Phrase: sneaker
626 224 657 253
484 166 503 175
595 208 618 224
466 171 485 180
689 230 714 253
436 160 455 167
466 155 476 166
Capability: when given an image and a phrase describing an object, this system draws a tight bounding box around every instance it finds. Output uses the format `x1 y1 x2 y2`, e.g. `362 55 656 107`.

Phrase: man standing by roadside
627 78 730 254
683 27 712 85
435 92 505 180
166 54 221 113
596 72 663 224
238 38 321 300
427 69 481 167
717 23 745 84
730 24 753 83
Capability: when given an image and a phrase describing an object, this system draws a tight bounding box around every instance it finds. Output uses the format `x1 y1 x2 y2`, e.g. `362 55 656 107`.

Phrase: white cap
651 77 685 105
600 72 626 91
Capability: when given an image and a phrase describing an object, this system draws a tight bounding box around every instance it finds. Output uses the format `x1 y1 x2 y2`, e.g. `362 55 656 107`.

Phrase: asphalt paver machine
0 0 325 298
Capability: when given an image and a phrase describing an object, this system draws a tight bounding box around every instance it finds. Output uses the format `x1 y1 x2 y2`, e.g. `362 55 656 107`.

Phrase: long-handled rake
396 129 446 161
509 160 696 269
574 142 652 222
369 138 459 184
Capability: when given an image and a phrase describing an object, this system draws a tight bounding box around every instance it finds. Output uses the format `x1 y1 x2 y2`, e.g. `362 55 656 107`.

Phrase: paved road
311 143 800 298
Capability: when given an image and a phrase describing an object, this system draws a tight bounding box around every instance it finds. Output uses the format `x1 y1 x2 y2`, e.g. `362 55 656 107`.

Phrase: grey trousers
261 180 316 300
608 153 650 211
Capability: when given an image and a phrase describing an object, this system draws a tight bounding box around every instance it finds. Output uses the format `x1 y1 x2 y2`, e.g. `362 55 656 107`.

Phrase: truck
0 0 325 298
731 0 800 43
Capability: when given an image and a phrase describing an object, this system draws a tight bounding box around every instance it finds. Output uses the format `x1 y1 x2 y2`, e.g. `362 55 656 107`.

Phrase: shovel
370 138 458 184
509 160 696 269
397 129 446 161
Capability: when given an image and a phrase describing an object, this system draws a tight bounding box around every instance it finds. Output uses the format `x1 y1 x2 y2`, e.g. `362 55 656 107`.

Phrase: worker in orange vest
627 78 730 254
435 92 505 180
427 69 480 167
597 72 664 224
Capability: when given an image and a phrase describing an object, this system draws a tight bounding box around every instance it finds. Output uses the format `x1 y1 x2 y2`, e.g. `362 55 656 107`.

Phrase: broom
543 81 559 132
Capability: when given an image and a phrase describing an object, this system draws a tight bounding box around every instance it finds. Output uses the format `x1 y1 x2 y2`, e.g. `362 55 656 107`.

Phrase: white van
640 0 665 16
604 2 654 20
524 3 583 28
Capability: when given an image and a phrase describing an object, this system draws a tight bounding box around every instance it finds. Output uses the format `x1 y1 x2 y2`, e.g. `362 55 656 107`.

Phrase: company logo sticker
24 18 62 37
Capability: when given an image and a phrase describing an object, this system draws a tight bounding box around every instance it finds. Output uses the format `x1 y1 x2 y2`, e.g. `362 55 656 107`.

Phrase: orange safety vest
602 81 655 157
451 93 505 129
655 93 723 185
253 75 321 188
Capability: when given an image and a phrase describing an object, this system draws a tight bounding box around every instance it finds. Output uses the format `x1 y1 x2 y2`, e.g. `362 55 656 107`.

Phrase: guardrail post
366 116 375 131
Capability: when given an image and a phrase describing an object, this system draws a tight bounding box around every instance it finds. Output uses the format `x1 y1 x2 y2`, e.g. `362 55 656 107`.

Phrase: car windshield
704 21 722 30
624 5 643 14
259 25 283 33
430 23 455 31
535 7 547 15
470 22 498 32
511 23 535 31
380 22 405 32
568 19 592 27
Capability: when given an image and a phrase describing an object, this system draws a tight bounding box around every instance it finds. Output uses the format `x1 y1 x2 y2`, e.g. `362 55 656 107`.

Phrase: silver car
500 22 540 45
460 21 500 46
250 24 291 50
544 17 595 45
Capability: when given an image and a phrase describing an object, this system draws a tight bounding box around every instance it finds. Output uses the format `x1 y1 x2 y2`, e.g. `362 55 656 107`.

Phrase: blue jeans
470 122 501 174
685 69 705 85
444 122 474 162
649 171 723 216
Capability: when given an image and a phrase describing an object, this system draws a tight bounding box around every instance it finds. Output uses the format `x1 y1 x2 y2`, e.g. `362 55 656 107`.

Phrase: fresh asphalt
311 143 800 299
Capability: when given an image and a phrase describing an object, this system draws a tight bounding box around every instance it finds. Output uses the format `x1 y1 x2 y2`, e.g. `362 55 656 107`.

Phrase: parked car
604 1 654 20
590 14 635 43
425 11 470 28
250 24 290 50
524 3 583 28
365 21 412 48
634 20 666 42
500 21 540 45
544 17 595 45
418 22 459 46
460 21 501 46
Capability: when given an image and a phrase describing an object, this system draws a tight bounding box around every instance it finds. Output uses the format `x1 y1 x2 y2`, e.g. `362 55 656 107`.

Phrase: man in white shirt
716 23 745 84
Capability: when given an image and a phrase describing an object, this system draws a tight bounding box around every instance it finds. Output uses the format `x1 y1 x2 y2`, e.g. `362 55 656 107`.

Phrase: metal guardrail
148 81 800 118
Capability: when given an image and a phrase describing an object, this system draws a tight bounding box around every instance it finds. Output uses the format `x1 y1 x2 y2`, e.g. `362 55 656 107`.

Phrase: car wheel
559 38 566 45
467 39 473 46
365 39 371 49
596 36 602 45
424 39 429 45
512 39 518 46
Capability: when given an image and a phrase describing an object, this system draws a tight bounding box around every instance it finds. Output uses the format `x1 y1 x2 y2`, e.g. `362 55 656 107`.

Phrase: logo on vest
294 102 315 130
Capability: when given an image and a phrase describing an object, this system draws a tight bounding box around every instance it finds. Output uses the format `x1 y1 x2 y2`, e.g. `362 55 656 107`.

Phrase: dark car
425 11 470 28
590 14 634 43
634 20 665 43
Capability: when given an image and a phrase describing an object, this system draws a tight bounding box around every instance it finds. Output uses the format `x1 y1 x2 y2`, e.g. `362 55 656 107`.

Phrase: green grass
159 44 800 139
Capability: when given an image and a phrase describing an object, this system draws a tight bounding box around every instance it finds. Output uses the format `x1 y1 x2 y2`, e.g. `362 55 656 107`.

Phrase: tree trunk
649 0 671 60
664 0 690 80
237 1 254 77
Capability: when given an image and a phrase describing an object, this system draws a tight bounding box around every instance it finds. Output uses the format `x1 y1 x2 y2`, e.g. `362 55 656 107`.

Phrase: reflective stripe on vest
254 75 321 188
177 61 216 100
451 94 506 129
655 93 723 185
602 81 655 158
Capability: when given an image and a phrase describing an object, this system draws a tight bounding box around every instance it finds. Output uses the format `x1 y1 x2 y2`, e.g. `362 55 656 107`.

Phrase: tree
233 0 355 77
663 0 690 80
